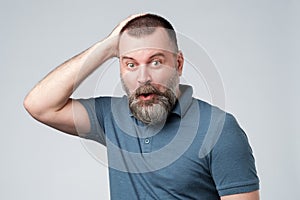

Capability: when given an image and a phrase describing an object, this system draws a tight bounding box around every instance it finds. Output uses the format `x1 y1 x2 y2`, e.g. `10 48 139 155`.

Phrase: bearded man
24 14 260 200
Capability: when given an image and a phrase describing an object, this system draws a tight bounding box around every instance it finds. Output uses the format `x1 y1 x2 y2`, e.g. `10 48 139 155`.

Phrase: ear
176 51 184 76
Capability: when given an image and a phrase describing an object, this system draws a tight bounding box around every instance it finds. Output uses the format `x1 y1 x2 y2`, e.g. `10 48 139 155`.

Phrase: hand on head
106 13 148 57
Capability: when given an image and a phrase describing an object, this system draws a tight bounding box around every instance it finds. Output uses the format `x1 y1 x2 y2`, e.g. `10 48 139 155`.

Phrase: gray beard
129 85 176 125
131 99 169 125
121 77 178 125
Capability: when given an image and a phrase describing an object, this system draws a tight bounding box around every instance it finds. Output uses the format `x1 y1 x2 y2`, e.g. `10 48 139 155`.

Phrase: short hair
120 14 178 51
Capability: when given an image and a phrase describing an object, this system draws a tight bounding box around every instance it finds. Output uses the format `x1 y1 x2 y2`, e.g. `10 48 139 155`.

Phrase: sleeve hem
218 181 260 196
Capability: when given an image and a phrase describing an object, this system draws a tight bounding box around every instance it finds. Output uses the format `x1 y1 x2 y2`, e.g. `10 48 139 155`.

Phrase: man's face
119 28 183 125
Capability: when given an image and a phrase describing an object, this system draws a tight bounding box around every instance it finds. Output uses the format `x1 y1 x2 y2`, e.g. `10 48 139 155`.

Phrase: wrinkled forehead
118 27 177 56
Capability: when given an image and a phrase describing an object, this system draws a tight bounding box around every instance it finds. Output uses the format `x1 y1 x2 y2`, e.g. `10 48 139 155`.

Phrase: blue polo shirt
78 85 259 199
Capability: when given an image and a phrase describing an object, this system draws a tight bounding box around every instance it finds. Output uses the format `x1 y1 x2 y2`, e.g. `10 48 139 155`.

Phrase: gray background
1 0 299 199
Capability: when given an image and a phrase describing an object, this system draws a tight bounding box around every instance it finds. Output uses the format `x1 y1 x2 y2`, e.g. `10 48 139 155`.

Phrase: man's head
119 14 179 52
118 14 184 125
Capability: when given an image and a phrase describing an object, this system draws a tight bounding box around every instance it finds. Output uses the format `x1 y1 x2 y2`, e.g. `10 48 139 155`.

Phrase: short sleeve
77 98 106 145
210 114 259 196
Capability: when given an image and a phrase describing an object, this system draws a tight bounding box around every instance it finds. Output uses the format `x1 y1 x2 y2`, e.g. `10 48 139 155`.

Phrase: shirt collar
171 84 193 117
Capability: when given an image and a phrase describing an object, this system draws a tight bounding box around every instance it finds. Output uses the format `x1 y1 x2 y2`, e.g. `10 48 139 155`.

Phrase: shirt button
144 138 150 144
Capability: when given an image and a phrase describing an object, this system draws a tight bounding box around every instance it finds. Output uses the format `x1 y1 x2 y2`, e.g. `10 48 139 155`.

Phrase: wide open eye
151 60 161 67
127 63 135 68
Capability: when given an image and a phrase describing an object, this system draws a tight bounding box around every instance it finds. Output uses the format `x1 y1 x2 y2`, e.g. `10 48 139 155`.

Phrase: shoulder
195 99 242 157
195 98 229 131
78 96 127 120
85 96 126 109
192 98 252 159
204 105 254 162
195 98 241 135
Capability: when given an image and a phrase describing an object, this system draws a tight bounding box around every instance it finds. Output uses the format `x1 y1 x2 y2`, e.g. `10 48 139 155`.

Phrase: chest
107 119 218 197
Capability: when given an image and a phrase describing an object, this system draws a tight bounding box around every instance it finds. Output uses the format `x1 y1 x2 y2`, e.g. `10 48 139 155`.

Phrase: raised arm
23 14 142 136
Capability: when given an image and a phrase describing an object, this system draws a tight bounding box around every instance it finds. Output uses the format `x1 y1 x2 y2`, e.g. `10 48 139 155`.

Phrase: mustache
134 83 164 97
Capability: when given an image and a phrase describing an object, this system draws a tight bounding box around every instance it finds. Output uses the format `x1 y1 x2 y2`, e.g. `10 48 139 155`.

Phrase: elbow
23 94 48 122
23 94 38 118
23 94 33 114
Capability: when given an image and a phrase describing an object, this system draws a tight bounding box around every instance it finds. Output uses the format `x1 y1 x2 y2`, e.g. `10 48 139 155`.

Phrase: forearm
24 38 115 118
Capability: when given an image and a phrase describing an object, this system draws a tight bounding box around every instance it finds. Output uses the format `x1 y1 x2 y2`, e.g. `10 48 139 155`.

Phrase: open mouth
138 93 156 101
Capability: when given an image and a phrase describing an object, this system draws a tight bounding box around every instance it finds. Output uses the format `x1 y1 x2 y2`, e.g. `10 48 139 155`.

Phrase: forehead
119 27 176 56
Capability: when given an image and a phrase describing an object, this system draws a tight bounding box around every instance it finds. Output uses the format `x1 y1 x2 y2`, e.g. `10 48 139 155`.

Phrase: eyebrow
121 56 136 61
149 53 166 59
121 53 166 62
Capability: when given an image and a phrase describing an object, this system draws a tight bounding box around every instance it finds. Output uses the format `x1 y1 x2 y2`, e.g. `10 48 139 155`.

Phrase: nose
137 65 152 85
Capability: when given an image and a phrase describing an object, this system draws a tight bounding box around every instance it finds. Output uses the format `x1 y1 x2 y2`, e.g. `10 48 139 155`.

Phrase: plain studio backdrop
1 0 299 199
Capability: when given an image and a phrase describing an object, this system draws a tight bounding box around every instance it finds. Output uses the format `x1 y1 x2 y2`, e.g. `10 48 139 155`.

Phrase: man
24 14 260 199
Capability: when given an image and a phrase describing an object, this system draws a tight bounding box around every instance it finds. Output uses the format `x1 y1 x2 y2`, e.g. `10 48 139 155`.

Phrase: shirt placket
142 136 152 153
